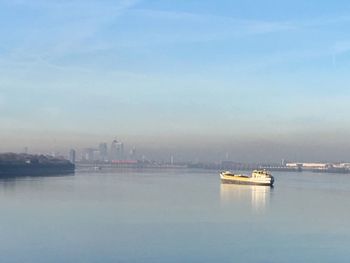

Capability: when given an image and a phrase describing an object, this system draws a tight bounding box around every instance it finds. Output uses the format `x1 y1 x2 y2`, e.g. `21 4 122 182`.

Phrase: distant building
69 149 76 164
92 150 100 161
99 143 108 162
110 139 124 161
281 159 287 166
82 148 95 162
129 147 137 160
286 163 329 170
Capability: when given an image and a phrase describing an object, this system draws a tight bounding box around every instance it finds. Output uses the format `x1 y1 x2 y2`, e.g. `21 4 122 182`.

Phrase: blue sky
1 0 350 161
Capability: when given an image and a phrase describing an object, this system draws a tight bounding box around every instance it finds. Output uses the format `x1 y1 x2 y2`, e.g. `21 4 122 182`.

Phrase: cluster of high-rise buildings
73 139 137 163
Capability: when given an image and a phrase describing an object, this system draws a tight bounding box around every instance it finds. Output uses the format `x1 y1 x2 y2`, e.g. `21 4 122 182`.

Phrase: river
0 169 349 263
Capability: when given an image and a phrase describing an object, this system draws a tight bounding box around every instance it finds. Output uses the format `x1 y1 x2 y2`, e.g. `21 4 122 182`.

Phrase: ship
0 153 75 177
220 170 274 186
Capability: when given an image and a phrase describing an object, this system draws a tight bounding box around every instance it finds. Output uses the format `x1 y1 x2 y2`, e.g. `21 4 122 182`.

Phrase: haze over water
1 170 349 263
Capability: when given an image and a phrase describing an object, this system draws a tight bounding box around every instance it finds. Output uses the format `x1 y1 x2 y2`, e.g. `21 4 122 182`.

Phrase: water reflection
220 183 272 212
0 172 74 180
0 173 74 190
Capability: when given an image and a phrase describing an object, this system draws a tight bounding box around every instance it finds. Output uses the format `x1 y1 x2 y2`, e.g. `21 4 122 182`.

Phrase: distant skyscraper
129 147 137 160
69 149 76 164
110 139 124 161
99 143 108 161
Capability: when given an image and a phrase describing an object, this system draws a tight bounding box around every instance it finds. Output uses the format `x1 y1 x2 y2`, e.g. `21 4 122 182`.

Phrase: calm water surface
0 170 349 263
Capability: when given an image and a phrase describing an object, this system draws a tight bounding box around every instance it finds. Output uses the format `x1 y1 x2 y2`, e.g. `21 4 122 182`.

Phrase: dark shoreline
0 153 75 177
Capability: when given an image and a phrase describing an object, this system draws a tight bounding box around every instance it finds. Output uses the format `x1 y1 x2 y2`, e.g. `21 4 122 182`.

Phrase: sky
1 0 350 162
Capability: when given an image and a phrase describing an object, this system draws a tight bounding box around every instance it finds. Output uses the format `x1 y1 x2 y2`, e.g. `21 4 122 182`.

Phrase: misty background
1 0 350 162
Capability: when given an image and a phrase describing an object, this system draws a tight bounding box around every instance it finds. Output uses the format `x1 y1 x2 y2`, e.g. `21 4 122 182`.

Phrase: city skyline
5 135 350 164
1 0 350 161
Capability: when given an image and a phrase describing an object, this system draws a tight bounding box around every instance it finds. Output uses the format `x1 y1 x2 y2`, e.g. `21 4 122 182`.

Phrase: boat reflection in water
220 183 272 212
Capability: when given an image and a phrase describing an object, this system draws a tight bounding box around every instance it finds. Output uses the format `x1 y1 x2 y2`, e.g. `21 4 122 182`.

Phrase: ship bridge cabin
252 170 271 178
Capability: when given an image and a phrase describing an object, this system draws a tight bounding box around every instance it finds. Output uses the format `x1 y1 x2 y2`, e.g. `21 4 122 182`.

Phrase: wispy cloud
111 9 350 47
1 0 140 62
295 15 350 28
110 8 295 47
132 8 294 33
2 1 350 72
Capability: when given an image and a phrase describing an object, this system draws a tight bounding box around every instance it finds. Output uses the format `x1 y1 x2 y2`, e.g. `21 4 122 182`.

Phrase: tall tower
110 140 118 161
99 143 108 162
110 139 124 161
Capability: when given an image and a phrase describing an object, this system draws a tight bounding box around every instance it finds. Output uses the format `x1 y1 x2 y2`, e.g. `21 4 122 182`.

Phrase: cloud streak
1 0 140 62
108 9 295 47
